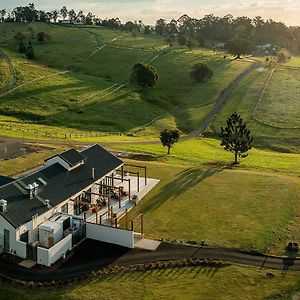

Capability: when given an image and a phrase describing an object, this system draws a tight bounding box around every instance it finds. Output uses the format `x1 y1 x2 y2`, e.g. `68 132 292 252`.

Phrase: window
61 203 68 214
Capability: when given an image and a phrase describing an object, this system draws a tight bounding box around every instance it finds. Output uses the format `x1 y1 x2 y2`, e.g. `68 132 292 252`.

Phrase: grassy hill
0 22 253 139
209 62 300 152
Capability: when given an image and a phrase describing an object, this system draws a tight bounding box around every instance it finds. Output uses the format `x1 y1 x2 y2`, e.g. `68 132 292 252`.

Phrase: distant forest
0 3 300 51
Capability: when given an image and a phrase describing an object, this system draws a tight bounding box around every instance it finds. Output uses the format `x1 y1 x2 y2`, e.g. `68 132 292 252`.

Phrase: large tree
220 113 253 164
226 38 253 58
190 63 213 82
160 129 180 155
130 63 159 89
60 6 68 20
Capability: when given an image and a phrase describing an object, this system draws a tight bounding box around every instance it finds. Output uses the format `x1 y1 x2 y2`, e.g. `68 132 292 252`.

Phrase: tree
155 18 166 35
19 40 26 53
26 41 34 59
52 10 59 23
36 32 51 42
60 6 68 20
219 112 253 164
195 32 205 47
130 63 159 89
190 63 213 82
124 21 136 32
160 129 180 155
68 9 76 22
0 9 6 22
144 25 151 35
178 34 188 46
14 32 25 42
226 38 253 58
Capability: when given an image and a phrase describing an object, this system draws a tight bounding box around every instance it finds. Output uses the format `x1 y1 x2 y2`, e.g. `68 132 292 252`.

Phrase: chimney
45 199 50 207
92 168 95 179
0 199 7 213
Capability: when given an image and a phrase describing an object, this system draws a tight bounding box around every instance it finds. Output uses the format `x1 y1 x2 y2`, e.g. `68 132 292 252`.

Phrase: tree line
1 4 300 51
155 14 300 51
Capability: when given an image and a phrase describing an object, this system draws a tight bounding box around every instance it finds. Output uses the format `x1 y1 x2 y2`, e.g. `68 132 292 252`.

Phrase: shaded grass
1 266 300 299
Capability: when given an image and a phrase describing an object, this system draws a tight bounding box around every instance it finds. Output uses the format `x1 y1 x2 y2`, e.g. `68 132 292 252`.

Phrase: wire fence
0 122 128 140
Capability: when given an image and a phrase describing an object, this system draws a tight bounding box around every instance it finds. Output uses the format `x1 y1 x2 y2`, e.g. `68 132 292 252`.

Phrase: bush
190 63 213 82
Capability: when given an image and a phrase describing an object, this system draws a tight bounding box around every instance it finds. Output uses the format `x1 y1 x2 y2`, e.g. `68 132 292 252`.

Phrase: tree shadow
142 166 228 214
281 248 298 277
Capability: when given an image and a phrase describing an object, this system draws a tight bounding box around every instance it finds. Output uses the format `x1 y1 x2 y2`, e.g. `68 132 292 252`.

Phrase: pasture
0 22 252 138
210 66 300 152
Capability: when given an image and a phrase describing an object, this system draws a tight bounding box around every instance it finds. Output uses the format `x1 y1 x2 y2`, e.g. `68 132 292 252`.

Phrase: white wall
37 234 72 267
86 223 134 249
0 216 26 258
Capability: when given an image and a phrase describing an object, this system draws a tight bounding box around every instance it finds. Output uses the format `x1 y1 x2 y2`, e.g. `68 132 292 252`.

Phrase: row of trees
155 14 300 51
0 3 139 29
1 4 300 50
160 113 253 165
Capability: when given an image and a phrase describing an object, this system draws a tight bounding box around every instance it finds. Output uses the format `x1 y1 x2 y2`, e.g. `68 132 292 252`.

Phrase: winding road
0 241 299 282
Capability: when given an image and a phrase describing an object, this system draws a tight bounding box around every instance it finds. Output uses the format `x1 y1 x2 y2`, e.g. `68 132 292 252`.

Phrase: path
0 49 17 94
183 62 260 139
0 241 299 282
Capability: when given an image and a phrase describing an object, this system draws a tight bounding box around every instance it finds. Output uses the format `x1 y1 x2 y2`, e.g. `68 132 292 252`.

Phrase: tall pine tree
220 113 253 164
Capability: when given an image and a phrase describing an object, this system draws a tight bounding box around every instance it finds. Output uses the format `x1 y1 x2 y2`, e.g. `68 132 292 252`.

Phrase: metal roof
0 176 15 187
0 144 123 228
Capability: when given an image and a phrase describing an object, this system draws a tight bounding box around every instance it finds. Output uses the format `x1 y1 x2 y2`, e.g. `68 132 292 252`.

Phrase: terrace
72 164 159 228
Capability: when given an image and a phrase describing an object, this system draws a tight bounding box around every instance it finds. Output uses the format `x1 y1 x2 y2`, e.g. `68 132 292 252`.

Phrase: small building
0 145 159 267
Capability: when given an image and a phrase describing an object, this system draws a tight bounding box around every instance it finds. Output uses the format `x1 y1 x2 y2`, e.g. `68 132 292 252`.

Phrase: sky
2 0 300 26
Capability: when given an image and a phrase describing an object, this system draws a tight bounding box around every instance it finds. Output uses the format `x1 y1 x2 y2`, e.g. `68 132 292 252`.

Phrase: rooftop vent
45 199 50 208
26 182 39 199
0 199 7 213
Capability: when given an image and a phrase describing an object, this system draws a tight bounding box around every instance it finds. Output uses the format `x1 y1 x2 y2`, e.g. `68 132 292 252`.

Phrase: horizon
1 0 300 26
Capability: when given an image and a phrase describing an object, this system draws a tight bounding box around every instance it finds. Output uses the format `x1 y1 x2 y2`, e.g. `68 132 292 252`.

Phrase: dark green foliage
19 41 26 53
178 34 188 46
226 38 253 58
220 113 253 164
14 32 25 42
36 32 51 42
190 63 213 82
25 41 34 59
195 33 205 47
160 129 180 155
131 63 159 89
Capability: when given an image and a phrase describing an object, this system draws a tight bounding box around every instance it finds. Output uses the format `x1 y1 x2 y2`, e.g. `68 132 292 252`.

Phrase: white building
0 145 158 267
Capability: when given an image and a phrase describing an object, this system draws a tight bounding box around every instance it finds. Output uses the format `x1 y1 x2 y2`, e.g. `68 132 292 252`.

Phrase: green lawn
1 266 300 300
115 138 300 175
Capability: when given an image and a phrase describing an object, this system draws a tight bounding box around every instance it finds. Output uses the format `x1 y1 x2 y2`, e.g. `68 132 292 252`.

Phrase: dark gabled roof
46 148 86 167
0 176 14 187
0 144 123 228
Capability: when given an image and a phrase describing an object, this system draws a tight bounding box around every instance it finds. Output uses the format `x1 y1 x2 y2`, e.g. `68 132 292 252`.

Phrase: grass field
1 266 300 300
209 65 300 152
0 22 253 139
254 69 300 129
